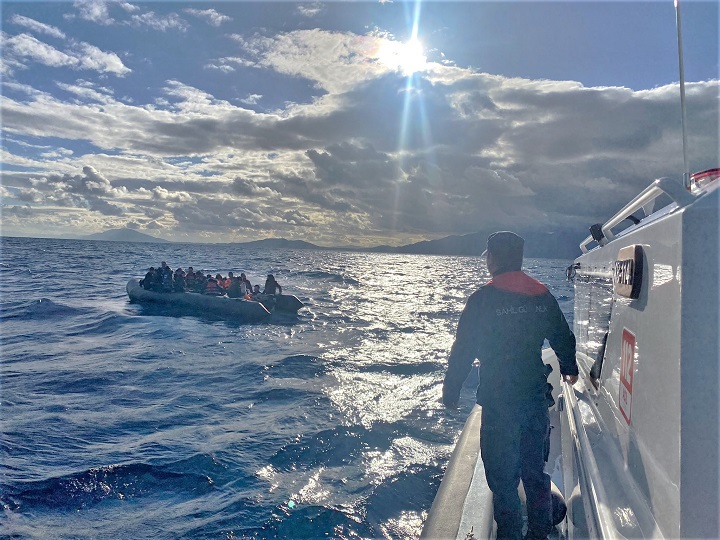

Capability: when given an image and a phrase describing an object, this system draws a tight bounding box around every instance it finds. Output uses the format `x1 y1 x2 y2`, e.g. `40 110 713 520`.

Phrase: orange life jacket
205 279 222 295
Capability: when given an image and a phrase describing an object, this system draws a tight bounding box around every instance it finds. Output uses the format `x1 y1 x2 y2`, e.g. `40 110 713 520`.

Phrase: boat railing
579 177 696 253
560 378 614 538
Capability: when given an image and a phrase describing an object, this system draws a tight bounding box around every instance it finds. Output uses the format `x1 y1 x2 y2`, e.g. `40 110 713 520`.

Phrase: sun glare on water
378 37 427 76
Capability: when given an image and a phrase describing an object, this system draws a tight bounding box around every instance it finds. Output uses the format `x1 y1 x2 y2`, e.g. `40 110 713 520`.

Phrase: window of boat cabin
573 267 613 376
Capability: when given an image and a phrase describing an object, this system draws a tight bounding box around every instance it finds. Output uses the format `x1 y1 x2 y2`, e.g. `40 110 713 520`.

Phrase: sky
1 0 718 246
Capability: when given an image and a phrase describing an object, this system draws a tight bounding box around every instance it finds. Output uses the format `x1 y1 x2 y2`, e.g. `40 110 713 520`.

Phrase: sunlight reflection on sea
0 237 573 539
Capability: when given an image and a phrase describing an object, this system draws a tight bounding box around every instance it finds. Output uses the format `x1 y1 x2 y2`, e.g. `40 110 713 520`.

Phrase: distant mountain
78 229 580 258
231 238 319 250
367 230 582 260
83 228 170 243
230 231 581 259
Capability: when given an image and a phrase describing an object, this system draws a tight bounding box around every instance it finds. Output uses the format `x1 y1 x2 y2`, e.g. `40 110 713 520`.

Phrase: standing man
442 231 578 540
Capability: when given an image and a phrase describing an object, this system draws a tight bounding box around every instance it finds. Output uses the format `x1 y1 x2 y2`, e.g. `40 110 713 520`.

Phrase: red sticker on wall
619 328 635 425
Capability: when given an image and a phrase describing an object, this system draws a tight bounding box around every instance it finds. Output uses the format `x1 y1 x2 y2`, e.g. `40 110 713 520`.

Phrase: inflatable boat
126 279 303 322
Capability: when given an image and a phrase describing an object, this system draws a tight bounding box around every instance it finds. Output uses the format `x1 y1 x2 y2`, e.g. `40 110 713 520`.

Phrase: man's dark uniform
442 232 577 540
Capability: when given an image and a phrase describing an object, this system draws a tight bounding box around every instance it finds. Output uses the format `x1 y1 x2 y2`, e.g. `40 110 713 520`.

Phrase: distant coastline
2 228 583 259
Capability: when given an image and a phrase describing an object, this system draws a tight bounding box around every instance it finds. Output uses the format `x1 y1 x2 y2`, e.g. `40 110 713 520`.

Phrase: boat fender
565 263 580 281
518 480 567 526
566 483 587 531
550 481 567 526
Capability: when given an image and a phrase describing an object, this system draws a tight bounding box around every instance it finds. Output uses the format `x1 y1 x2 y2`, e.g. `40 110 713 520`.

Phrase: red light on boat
689 168 720 191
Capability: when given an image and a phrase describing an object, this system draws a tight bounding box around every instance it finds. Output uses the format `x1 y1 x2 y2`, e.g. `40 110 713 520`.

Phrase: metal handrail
562 377 617 539
579 177 696 253
579 234 595 254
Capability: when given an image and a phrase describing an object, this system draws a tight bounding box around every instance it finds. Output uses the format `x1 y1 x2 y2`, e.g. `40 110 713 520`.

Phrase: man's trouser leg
481 406 522 540
520 406 552 539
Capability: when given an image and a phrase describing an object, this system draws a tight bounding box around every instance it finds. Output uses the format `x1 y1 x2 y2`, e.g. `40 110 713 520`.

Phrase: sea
0 236 574 539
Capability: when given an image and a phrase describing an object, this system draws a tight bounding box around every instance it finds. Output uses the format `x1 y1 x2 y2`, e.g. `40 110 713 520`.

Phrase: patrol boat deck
421 168 719 539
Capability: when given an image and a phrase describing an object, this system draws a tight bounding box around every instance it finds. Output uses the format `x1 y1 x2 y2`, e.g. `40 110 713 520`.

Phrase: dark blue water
0 237 574 539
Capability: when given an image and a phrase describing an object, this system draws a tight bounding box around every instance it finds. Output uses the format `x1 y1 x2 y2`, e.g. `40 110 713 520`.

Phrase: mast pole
674 0 691 188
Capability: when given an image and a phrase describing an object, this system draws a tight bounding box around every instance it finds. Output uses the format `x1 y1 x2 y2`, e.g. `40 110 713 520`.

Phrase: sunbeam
392 0 440 235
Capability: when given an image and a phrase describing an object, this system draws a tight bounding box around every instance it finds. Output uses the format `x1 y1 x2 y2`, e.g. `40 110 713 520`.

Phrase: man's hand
562 374 578 385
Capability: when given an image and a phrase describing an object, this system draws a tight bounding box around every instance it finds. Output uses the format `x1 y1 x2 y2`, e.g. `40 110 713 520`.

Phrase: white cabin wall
601 215 683 539
574 210 685 538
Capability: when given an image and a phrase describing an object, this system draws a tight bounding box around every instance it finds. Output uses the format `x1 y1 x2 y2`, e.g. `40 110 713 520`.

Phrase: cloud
130 11 188 32
232 29 397 93
183 8 231 27
118 2 140 13
240 94 263 105
297 3 324 18
68 1 187 32
10 15 66 39
204 62 235 73
56 80 116 103
232 177 279 198
2 33 131 75
3 33 77 69
3 205 34 219
1 19 717 245
282 209 313 226
73 42 131 75
12 166 126 217
89 197 124 216
152 186 193 203
73 0 114 25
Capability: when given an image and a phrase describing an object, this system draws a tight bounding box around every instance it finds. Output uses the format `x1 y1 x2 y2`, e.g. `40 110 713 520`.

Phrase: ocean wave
64 311 138 337
263 503 375 539
365 464 443 530
355 360 441 376
269 424 394 472
33 374 115 395
0 298 85 321
295 270 360 285
0 238 575 539
1 462 215 512
250 387 320 403
266 355 325 378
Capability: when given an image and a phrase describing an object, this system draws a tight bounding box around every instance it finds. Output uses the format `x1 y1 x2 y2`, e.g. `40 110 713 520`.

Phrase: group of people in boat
140 261 283 299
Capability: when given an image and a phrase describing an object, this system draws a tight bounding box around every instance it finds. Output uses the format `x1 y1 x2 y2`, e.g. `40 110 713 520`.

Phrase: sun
378 37 427 76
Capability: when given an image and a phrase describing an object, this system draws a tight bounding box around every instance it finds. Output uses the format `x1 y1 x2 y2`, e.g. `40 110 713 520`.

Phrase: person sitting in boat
193 271 207 293
204 274 225 296
160 266 174 293
226 276 244 299
141 267 159 291
251 284 261 299
263 274 282 295
185 269 196 291
173 268 186 293
224 271 234 290
240 273 252 290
